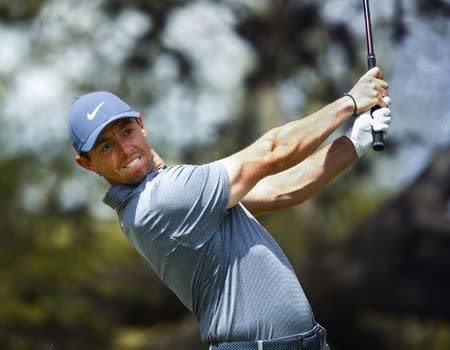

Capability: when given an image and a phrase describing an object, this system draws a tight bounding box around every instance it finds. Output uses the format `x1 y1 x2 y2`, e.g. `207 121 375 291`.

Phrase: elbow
261 129 284 166
251 129 279 175
262 127 304 174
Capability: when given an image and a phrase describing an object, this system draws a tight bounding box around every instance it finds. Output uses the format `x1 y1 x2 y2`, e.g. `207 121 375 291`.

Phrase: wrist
343 93 358 117
344 134 369 159
338 96 357 120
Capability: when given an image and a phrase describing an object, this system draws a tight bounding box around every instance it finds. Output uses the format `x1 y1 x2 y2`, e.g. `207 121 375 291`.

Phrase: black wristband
344 93 358 117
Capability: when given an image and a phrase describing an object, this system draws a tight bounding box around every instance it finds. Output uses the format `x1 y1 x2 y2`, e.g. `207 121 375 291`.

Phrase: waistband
209 324 328 350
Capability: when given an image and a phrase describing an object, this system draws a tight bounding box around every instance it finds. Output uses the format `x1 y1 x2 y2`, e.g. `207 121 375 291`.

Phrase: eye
101 142 112 152
123 127 134 136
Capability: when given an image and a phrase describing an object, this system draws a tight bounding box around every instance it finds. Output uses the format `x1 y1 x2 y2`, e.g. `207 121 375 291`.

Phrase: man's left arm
241 136 356 216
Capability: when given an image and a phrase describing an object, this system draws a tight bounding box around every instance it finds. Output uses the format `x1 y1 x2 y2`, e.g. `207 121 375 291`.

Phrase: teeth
125 157 140 169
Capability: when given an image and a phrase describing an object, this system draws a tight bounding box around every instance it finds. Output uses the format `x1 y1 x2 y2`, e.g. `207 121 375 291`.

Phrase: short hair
80 152 91 161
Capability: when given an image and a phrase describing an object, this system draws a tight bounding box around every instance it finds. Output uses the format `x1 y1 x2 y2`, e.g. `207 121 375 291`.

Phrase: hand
347 67 390 114
345 96 392 158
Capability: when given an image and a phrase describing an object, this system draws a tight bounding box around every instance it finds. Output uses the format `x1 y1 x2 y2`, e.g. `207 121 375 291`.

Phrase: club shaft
363 0 384 151
363 0 375 56
363 0 377 69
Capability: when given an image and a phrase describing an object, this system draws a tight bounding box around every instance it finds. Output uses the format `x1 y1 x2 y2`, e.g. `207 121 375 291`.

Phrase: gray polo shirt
103 161 315 344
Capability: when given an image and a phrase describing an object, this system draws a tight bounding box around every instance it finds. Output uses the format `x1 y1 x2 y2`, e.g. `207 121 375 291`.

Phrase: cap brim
80 112 140 153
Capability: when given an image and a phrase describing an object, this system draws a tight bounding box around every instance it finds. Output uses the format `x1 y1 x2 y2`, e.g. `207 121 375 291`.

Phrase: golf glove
345 96 392 158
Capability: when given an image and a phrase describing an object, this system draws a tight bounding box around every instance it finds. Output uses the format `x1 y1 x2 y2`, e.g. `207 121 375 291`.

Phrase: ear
75 155 98 174
137 113 147 137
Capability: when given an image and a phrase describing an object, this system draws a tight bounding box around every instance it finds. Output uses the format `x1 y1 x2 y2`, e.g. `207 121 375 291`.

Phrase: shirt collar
102 165 167 210
102 183 137 210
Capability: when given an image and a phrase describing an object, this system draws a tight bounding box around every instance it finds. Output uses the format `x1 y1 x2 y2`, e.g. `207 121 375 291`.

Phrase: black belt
209 324 328 350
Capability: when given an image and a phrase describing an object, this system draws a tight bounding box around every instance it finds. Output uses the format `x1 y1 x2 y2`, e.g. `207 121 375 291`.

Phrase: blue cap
68 91 139 154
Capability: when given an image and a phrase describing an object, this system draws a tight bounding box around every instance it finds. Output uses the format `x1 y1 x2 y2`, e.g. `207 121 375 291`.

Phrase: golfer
68 67 391 350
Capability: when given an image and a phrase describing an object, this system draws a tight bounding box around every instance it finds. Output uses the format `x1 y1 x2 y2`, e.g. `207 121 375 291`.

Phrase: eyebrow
95 136 109 148
94 119 135 148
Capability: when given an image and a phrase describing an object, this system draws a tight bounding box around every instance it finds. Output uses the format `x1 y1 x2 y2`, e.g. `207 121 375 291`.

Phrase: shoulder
125 162 228 213
155 162 228 190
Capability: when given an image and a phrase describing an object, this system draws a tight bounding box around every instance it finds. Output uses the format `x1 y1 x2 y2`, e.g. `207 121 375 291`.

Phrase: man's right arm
219 67 389 208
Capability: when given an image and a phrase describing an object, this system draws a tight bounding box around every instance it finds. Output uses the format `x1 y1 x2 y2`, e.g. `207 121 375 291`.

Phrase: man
68 67 391 350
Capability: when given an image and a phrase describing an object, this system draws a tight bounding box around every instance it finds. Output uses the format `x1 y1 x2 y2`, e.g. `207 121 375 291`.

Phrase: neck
150 149 165 172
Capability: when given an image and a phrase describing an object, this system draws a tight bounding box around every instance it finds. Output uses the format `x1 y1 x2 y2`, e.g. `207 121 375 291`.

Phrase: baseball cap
68 91 139 154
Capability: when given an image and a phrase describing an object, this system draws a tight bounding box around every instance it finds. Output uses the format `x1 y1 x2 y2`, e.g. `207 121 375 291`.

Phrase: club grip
371 105 384 151
368 55 376 70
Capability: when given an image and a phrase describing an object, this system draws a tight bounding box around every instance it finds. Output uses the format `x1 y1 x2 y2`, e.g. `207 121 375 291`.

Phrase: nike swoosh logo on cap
87 101 105 120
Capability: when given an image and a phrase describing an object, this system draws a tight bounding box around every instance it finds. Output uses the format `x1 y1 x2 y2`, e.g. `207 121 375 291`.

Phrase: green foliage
0 0 45 21
0 155 109 349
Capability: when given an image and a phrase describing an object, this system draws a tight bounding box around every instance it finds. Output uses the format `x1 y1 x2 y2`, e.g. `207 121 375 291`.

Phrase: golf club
363 0 384 151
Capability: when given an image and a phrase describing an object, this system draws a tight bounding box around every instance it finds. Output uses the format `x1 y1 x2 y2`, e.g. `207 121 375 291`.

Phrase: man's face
81 118 154 186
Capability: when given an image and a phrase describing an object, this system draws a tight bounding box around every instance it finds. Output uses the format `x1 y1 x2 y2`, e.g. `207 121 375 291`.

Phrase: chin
111 161 152 185
125 169 150 185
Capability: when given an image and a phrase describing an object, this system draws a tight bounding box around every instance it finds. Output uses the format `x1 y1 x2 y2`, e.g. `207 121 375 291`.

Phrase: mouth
124 156 141 169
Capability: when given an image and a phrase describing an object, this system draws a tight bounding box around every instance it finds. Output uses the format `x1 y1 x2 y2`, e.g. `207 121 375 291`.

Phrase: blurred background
0 0 449 349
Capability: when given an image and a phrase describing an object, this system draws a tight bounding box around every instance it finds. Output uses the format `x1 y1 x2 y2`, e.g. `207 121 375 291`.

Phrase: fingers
371 107 391 132
375 82 390 106
372 120 389 132
364 69 388 93
372 122 389 133
382 96 392 106
351 68 390 112
378 95 388 107
377 87 388 101
364 74 389 105
373 107 391 119
366 66 384 80
375 77 389 90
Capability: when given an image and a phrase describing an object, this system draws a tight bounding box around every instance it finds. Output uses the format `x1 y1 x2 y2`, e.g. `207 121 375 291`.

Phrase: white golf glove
345 96 392 158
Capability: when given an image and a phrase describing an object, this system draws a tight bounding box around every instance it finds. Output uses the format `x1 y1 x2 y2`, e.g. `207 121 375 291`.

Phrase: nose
117 139 130 159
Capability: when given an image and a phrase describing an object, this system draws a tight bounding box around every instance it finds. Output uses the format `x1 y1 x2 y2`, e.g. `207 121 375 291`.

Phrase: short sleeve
134 161 230 248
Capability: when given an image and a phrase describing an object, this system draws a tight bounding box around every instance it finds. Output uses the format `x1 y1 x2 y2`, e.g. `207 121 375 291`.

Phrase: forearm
265 96 354 175
221 97 354 208
242 136 357 215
